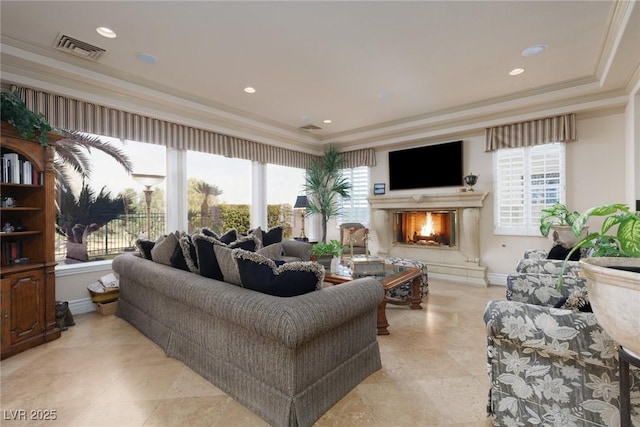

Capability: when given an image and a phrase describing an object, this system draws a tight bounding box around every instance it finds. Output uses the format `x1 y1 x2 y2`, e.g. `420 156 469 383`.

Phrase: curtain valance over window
484 113 577 152
12 86 375 169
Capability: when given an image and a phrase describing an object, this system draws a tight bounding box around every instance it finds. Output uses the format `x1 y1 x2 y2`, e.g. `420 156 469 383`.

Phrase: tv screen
388 140 463 190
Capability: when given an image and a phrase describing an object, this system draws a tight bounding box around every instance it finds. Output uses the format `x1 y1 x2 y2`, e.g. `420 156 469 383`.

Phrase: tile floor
0 279 505 427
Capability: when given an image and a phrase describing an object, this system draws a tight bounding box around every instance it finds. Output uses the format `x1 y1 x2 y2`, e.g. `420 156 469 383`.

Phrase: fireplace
369 192 489 286
394 210 456 247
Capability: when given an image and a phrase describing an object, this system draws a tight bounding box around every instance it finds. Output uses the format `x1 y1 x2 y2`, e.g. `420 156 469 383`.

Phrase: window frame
493 142 566 236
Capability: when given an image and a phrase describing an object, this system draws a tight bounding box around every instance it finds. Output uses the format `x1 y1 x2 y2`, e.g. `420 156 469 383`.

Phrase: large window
266 164 305 238
338 166 370 225
494 143 565 235
186 150 251 233
56 137 166 262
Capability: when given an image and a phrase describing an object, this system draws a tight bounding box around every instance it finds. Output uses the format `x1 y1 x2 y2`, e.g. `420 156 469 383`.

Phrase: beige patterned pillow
342 227 366 247
150 232 179 265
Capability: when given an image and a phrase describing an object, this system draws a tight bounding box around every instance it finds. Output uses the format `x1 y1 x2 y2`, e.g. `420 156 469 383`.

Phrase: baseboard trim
487 273 507 286
68 297 96 314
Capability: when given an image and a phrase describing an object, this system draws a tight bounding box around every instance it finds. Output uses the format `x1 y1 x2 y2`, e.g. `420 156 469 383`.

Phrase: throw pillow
553 289 592 312
213 242 286 286
213 245 242 285
342 227 366 247
202 228 238 245
193 234 230 280
258 242 283 260
170 233 198 272
193 233 260 280
547 244 581 261
233 249 324 297
260 225 284 247
179 234 199 273
135 239 155 260
151 232 179 265
244 227 264 249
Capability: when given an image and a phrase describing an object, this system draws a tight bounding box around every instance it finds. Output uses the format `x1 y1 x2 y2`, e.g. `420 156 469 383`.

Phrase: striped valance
12 86 374 169
484 113 577 152
341 148 376 168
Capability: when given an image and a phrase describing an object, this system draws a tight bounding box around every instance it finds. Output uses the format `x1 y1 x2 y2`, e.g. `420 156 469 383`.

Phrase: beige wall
369 112 628 282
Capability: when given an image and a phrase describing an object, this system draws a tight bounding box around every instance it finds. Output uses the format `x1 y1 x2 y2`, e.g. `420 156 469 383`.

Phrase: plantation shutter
494 143 565 235
338 166 370 225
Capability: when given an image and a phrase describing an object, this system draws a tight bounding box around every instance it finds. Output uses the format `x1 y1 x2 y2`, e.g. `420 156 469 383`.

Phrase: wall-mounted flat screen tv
388 140 463 190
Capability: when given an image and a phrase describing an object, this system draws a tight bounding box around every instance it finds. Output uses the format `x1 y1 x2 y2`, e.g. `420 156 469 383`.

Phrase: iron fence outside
55 208 295 262
55 212 165 261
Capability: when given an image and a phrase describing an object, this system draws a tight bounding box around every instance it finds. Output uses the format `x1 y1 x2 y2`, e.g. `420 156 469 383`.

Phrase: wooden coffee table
324 265 423 335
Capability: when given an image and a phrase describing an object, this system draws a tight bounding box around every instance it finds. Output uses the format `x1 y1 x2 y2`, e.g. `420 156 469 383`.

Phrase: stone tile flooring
0 279 505 426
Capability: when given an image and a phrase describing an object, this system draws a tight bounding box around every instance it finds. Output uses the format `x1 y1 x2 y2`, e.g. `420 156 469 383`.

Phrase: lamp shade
294 195 309 209
132 173 165 188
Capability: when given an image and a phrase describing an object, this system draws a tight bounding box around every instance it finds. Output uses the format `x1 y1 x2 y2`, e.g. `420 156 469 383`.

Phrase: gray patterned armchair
484 252 640 426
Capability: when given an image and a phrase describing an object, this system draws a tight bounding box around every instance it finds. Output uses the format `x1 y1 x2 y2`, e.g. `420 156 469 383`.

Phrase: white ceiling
1 1 639 150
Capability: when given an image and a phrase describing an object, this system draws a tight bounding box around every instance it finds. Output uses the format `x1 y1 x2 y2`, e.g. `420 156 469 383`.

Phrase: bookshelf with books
1 121 62 359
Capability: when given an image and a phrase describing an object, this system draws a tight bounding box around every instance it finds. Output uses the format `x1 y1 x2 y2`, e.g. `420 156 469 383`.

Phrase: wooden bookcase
1 122 62 359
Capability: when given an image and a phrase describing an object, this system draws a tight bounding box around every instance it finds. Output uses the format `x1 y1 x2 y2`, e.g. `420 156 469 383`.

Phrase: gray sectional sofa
112 253 384 427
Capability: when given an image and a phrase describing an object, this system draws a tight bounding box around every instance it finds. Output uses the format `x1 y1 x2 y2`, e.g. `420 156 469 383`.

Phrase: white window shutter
494 143 565 235
338 166 370 225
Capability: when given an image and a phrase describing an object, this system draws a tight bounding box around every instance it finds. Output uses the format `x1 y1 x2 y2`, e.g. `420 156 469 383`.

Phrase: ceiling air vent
54 34 106 61
300 124 322 130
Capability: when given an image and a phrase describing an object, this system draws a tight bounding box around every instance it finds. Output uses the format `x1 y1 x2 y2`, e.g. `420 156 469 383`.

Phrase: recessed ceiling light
323 119 332 124
136 53 158 64
243 87 256 94
96 27 117 38
509 68 525 76
522 44 547 57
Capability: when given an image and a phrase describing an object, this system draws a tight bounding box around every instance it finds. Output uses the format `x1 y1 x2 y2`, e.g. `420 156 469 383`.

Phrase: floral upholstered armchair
484 251 640 426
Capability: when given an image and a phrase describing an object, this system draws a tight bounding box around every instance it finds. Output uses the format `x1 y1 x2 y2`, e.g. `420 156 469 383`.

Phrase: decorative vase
463 173 478 191
579 257 640 356
330 256 339 273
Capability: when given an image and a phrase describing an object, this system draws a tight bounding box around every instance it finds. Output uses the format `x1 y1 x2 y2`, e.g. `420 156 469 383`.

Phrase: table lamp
294 195 309 241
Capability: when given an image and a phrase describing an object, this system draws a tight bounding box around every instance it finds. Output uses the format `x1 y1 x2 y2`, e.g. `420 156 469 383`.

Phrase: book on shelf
2 241 23 265
1 152 38 184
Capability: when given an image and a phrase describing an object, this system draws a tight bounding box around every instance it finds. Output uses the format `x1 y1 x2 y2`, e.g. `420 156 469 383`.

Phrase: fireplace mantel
368 191 489 286
369 191 488 210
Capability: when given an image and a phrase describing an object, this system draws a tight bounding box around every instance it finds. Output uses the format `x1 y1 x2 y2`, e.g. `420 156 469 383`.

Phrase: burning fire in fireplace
393 210 457 247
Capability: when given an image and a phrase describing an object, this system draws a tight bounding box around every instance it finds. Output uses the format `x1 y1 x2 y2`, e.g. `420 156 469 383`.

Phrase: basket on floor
88 288 119 304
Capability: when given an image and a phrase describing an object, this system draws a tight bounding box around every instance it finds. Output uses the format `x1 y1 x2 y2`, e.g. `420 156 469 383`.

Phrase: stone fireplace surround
369 192 489 286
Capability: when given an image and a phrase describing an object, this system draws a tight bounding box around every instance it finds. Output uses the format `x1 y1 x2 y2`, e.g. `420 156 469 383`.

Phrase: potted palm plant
302 146 350 243
558 203 640 355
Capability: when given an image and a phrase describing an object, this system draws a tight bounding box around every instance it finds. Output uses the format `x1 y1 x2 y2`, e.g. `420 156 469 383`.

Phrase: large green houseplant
539 202 584 247
539 202 579 237
558 203 640 355
302 146 350 243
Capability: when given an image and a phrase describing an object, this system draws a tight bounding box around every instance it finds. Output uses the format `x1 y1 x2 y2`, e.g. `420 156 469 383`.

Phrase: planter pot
548 225 588 248
314 255 333 271
580 257 640 356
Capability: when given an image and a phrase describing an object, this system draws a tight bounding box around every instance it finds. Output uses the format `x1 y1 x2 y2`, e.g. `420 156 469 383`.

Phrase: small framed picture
373 183 386 195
